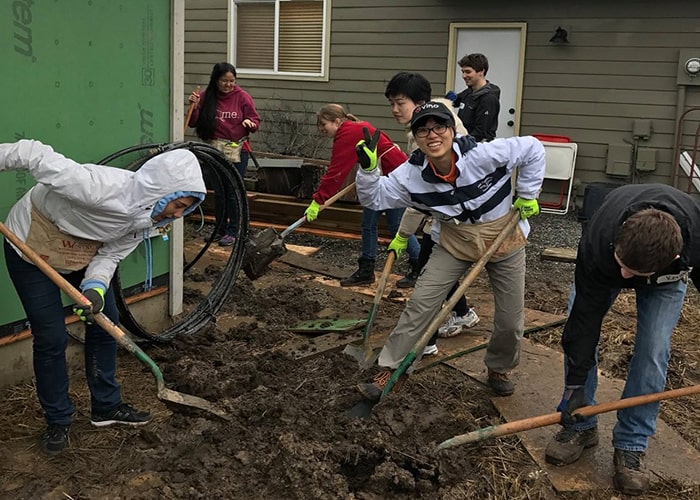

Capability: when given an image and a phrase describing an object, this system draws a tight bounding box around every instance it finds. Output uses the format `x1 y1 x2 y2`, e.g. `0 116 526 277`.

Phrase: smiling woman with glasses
354 100 547 405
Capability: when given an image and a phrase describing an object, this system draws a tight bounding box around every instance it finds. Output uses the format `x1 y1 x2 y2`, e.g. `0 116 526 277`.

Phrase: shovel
183 85 201 136
347 209 521 419
0 221 230 421
437 384 700 450
243 182 356 279
343 250 396 369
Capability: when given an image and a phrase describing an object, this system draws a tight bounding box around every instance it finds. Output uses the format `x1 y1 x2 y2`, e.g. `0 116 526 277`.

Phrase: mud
1 224 699 499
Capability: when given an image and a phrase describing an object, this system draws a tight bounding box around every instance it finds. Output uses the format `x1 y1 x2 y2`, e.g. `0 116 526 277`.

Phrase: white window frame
230 0 331 82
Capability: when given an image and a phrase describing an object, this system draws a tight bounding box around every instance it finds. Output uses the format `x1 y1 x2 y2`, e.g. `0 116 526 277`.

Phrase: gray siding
185 0 700 199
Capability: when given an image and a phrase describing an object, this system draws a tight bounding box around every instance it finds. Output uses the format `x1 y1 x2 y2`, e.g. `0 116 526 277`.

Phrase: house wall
184 0 700 200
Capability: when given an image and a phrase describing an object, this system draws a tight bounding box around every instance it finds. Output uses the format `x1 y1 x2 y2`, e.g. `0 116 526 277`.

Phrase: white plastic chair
539 141 578 215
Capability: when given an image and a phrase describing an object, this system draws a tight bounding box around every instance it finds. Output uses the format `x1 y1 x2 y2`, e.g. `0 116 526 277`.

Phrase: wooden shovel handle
0 222 149 361
437 384 700 449
320 182 356 210
183 85 201 136
280 183 357 239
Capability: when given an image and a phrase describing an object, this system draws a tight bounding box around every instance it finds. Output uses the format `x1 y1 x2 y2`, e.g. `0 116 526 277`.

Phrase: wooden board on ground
540 247 577 263
445 339 700 492
292 284 566 363
290 318 366 334
313 273 412 302
276 248 349 279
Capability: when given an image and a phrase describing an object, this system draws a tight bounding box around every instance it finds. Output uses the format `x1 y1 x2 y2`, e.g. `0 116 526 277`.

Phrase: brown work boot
612 449 649 496
487 369 515 396
545 426 599 465
356 370 407 401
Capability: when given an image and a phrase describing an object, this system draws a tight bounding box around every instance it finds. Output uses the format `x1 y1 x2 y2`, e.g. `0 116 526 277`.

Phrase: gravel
284 210 584 292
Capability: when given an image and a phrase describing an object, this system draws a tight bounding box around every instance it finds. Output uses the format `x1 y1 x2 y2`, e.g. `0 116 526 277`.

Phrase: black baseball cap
410 101 455 133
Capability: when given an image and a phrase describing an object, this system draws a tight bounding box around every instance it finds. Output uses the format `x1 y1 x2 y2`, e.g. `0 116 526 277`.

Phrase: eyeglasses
414 124 449 138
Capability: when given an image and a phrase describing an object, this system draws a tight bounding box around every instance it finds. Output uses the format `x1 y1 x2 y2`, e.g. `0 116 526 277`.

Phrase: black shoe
41 424 70 456
613 449 649 496
396 261 421 288
487 369 515 396
545 426 599 465
340 258 375 287
91 403 152 427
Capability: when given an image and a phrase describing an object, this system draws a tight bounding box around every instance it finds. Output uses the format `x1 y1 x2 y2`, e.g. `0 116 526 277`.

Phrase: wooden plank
445 339 700 492
276 251 349 280
292 286 566 362
541 247 578 263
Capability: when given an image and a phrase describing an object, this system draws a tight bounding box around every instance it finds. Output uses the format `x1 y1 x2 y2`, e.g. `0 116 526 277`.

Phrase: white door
446 23 526 139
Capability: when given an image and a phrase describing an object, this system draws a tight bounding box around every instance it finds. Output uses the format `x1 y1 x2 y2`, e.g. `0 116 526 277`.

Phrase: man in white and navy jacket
354 101 545 399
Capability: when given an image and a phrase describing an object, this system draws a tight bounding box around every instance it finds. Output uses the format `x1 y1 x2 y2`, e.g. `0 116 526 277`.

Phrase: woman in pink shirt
188 62 261 246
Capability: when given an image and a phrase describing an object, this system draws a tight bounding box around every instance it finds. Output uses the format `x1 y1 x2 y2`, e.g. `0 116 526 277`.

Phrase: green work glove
355 127 381 172
305 200 321 222
513 197 540 220
73 288 105 324
388 234 408 259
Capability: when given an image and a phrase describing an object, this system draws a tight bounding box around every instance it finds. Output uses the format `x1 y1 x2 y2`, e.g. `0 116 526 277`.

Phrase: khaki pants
378 244 525 373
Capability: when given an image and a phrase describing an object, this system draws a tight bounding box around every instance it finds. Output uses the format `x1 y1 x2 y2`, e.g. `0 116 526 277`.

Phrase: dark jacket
563 184 700 385
454 82 501 142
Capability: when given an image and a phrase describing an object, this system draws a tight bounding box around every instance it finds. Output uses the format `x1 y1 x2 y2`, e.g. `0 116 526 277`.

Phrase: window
233 0 329 80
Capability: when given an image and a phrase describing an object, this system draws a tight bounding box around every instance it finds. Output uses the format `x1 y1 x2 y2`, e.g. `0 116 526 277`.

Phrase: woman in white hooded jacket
0 139 206 456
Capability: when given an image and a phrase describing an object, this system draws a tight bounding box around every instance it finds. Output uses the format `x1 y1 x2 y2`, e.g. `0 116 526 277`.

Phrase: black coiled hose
98 141 249 342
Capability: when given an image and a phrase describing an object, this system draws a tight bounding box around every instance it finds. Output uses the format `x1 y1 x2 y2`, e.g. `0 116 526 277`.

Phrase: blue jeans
565 279 687 451
222 151 249 237
4 240 123 425
360 207 419 263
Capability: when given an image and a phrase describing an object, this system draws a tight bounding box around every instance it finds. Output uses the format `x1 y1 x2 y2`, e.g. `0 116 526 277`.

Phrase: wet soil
1 214 699 499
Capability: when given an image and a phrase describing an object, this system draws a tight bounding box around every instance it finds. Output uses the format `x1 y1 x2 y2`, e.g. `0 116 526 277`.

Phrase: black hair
195 62 237 141
384 72 432 104
458 53 489 76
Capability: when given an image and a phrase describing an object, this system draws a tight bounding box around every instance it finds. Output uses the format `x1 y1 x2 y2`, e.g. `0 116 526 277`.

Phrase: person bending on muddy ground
0 140 206 456
309 103 420 287
187 62 260 247
384 72 479 344
353 101 545 400
544 184 700 496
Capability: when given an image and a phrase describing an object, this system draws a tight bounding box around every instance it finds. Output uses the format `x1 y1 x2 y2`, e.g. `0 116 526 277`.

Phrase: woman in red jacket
307 104 420 285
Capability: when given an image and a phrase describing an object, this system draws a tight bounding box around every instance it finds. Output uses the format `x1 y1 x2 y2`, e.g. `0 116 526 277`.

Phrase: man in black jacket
545 183 700 496
451 53 500 142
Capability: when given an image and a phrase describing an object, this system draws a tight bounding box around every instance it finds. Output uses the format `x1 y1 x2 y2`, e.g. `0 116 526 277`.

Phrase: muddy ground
1 213 699 499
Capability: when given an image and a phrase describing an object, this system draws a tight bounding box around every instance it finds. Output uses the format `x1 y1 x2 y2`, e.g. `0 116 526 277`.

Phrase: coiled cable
98 141 249 342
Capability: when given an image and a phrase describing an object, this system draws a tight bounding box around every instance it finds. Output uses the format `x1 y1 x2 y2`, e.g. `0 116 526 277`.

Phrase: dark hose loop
98 141 248 343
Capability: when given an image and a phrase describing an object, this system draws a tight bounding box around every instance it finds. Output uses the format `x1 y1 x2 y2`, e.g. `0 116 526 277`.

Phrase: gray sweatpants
377 244 525 373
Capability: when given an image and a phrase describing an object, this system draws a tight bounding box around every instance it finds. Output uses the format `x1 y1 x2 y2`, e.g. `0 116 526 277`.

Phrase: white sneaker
438 309 480 338
422 344 439 356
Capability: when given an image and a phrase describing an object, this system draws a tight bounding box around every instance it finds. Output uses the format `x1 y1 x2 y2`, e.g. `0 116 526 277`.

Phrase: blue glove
445 90 458 103
388 234 408 259
305 200 321 222
73 288 105 324
513 197 540 220
355 127 380 171
556 385 586 426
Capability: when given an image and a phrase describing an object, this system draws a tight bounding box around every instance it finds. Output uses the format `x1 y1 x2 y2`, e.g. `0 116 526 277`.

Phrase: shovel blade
345 398 378 419
158 387 231 421
342 341 380 369
243 228 287 280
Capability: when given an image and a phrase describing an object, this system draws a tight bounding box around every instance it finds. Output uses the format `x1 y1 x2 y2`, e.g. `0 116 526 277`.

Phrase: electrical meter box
605 144 632 177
